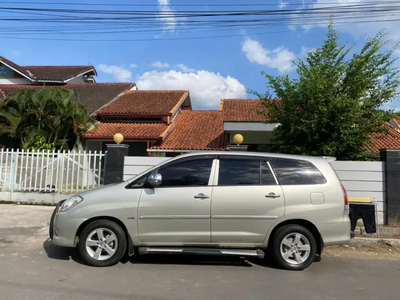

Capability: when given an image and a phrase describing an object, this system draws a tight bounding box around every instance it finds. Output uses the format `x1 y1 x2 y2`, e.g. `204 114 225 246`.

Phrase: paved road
1 204 399 300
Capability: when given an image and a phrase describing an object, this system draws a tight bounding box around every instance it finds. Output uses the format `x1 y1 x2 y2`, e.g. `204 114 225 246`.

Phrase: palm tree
0 87 96 150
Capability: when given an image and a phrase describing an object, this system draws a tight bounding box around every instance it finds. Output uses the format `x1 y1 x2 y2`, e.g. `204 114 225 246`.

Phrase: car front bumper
51 204 86 248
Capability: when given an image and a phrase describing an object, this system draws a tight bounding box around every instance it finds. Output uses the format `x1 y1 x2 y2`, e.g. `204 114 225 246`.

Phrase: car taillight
342 185 350 215
342 185 349 205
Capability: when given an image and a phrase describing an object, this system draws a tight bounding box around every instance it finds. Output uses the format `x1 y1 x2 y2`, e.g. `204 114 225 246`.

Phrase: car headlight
60 195 83 212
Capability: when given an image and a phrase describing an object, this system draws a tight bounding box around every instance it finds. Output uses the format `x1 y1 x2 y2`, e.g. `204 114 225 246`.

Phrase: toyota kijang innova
50 152 351 271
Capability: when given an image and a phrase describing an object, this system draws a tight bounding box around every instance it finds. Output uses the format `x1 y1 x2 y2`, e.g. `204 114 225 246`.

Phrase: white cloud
289 0 400 42
279 1 289 9
242 38 296 73
10 50 22 58
129 64 138 68
97 64 132 82
137 70 246 109
176 64 196 72
152 61 170 68
157 0 177 31
300 46 316 58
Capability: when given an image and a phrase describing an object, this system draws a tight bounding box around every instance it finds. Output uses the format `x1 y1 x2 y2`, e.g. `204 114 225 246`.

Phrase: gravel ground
324 244 400 260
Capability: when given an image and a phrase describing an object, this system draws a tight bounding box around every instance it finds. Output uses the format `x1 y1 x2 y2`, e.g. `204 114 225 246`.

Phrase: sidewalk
350 237 400 248
350 225 400 248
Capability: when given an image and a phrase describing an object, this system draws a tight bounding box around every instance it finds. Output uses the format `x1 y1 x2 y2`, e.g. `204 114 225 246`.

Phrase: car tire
78 220 127 267
271 224 317 271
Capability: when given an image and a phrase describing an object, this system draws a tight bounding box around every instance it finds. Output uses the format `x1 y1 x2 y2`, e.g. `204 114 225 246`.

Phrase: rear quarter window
269 158 327 185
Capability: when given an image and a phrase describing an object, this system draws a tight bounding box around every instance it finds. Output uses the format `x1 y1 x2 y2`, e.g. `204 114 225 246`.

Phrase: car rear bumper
318 217 351 246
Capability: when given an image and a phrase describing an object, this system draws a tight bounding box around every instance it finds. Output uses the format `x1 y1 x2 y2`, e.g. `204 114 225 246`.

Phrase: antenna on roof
26 70 35 78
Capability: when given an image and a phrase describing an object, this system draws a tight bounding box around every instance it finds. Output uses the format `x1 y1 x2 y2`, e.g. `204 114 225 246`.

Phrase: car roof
174 151 335 164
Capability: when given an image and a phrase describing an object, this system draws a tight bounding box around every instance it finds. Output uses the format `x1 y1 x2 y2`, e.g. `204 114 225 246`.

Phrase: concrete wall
124 156 169 181
330 161 385 224
227 131 274 144
0 192 69 205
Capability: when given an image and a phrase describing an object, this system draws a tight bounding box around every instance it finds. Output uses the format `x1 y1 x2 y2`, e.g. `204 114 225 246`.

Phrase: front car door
211 155 285 244
137 155 216 245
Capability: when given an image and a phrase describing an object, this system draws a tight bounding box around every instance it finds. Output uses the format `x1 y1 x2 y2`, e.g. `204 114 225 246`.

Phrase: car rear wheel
78 220 127 267
271 224 317 271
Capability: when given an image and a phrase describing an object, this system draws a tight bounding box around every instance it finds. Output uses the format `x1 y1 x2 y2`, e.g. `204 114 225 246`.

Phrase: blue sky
1 0 399 110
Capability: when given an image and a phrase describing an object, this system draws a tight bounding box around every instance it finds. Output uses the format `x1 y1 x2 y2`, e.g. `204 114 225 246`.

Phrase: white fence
0 149 105 194
124 157 386 223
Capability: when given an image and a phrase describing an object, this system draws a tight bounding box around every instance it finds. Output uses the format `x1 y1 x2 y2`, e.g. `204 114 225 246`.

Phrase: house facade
2 54 400 156
84 90 192 156
0 56 97 85
146 99 400 157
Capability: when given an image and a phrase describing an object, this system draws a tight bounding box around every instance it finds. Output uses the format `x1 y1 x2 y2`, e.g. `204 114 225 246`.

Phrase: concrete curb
349 237 400 248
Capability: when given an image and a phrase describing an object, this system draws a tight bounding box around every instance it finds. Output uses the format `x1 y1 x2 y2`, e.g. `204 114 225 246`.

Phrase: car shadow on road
125 254 281 269
125 254 252 267
43 239 84 264
43 240 279 269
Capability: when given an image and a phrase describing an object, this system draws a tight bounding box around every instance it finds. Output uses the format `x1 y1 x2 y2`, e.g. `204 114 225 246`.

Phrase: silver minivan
50 152 351 271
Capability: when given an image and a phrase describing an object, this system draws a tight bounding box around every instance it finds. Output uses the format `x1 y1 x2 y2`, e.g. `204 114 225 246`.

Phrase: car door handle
265 193 281 199
194 193 209 200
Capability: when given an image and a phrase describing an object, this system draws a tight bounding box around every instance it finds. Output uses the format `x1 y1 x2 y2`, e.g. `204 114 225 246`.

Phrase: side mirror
148 173 162 187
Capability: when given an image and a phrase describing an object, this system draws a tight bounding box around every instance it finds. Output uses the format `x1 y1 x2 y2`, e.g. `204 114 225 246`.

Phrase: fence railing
0 149 105 194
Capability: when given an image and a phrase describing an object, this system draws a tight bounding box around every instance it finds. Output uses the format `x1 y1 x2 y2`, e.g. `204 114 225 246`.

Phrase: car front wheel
271 224 317 271
78 220 127 267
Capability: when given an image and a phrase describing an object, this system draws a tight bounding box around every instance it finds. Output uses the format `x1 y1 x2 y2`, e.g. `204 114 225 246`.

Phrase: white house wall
0 78 31 85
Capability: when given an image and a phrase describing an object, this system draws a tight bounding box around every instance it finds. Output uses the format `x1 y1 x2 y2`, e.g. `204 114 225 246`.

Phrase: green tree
252 23 400 160
0 87 96 150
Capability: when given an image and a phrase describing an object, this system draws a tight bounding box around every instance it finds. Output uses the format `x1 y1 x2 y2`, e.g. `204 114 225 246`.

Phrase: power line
0 1 386 7
0 2 399 41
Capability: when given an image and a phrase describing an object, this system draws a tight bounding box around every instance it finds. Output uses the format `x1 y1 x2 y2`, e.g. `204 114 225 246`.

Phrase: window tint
157 157 213 187
261 160 277 185
125 172 150 189
218 157 277 186
269 158 326 185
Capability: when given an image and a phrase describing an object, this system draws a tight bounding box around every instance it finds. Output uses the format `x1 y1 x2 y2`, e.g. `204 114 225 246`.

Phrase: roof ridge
22 65 94 68
127 90 187 93
0 82 135 88
101 122 167 125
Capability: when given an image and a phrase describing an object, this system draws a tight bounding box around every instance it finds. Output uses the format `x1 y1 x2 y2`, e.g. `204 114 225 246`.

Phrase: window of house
0 65 14 78
218 157 277 186
156 157 214 187
268 158 327 185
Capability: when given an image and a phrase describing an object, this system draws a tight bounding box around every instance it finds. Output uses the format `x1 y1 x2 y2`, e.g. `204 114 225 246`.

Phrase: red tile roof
97 90 190 116
0 56 95 82
367 123 400 153
392 118 400 128
221 99 266 122
85 123 170 140
151 111 228 151
0 83 135 114
22 66 96 82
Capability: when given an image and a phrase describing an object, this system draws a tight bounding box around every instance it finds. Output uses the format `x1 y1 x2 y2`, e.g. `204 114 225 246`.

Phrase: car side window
156 157 214 187
268 158 327 185
125 172 151 189
218 157 277 186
